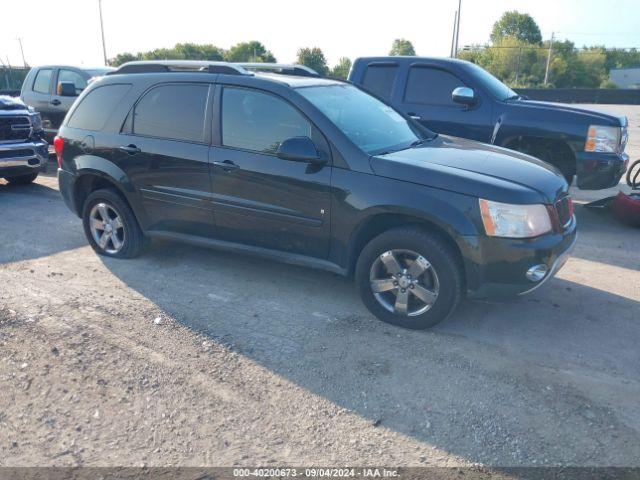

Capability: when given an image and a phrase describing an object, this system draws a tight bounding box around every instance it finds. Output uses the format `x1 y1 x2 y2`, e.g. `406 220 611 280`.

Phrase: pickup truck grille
0 116 31 143
555 196 574 228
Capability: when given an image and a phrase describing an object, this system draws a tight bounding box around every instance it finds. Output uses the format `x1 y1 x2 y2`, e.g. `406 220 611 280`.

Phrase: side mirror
452 86 476 107
277 136 324 164
57 82 77 97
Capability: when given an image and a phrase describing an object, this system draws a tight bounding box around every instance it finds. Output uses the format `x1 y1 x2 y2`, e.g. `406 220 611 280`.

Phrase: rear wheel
82 189 145 258
5 172 38 185
355 227 464 329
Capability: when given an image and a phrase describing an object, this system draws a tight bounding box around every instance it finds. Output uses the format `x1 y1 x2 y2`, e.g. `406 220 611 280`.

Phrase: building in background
609 67 640 89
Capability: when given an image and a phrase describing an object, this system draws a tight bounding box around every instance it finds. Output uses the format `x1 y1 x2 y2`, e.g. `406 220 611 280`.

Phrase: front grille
555 196 573 228
0 116 31 143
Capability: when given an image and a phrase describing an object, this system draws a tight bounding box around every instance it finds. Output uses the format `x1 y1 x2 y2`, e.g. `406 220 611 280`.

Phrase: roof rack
108 61 320 77
237 63 319 77
107 60 252 76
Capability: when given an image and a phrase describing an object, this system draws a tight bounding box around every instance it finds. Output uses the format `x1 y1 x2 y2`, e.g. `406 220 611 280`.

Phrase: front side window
404 67 466 106
33 69 53 94
222 87 311 154
67 84 132 131
133 84 209 143
298 84 431 155
361 64 398 100
58 69 87 95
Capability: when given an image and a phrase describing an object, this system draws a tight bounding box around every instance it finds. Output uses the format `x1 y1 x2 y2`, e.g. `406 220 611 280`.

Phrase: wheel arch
346 210 467 278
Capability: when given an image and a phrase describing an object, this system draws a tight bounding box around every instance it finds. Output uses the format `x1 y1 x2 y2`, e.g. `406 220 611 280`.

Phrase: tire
82 188 145 259
5 172 39 185
355 227 464 329
520 144 575 185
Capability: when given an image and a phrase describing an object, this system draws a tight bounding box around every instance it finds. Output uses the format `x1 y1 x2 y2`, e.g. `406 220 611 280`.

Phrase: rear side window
58 69 87 95
67 84 132 131
133 84 208 143
404 67 466 106
361 64 398 100
32 69 53 94
222 87 311 154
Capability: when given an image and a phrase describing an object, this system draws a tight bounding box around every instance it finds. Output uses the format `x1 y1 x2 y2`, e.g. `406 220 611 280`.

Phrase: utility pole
450 10 458 58
454 0 462 57
17 38 27 67
98 0 108 66
515 46 521 85
544 32 554 86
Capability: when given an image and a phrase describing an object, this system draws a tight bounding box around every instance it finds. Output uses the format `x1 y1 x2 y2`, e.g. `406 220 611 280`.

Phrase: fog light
526 264 548 282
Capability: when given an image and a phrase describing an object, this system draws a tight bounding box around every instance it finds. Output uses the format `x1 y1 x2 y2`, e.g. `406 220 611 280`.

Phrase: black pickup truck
349 57 629 189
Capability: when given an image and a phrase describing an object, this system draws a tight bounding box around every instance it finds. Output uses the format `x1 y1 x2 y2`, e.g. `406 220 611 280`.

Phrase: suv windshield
298 84 432 155
466 63 518 101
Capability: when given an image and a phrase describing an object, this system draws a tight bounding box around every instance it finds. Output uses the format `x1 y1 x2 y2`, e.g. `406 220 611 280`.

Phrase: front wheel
355 227 464 329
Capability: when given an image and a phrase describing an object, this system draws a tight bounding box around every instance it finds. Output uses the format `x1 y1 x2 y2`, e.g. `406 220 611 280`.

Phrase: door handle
118 144 141 155
51 99 61 106
408 112 422 121
212 160 239 172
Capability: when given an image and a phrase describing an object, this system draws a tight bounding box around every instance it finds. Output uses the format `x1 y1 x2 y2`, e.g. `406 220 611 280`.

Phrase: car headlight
30 112 43 131
479 199 552 238
585 125 621 153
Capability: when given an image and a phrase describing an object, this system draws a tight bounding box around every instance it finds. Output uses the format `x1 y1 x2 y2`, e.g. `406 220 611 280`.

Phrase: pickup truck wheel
82 189 144 259
5 173 39 185
355 227 463 329
519 143 575 185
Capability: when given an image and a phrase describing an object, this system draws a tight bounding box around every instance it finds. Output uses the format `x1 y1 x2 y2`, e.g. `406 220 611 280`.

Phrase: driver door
209 86 332 259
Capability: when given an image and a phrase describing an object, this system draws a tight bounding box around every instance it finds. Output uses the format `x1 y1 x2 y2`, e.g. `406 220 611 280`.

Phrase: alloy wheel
89 202 126 254
369 249 439 316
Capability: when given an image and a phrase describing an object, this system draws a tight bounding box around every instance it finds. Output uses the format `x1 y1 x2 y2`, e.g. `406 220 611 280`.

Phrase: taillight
53 136 64 168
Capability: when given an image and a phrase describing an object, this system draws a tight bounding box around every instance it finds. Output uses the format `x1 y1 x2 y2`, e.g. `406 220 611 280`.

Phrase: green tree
389 39 416 56
109 52 141 66
330 57 352 79
296 47 329 76
225 41 276 63
491 11 542 44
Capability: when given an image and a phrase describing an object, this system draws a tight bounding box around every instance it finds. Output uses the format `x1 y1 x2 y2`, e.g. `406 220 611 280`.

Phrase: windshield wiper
505 94 521 101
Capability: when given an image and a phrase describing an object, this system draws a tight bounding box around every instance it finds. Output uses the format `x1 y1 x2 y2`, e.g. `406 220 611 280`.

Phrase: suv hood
0 95 28 111
371 135 568 204
511 99 626 127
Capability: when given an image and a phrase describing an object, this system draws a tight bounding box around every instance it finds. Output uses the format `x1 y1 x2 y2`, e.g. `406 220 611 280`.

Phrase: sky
1 0 639 68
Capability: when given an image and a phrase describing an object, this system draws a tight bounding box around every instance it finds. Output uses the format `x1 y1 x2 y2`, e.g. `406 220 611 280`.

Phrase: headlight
585 125 621 153
30 113 43 131
479 199 552 238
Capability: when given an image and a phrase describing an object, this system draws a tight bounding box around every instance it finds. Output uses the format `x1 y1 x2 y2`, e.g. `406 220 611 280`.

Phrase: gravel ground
0 106 639 468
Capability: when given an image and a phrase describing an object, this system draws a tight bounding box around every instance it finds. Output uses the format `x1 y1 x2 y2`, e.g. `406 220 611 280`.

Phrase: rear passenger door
399 65 493 141
209 86 332 259
117 83 215 237
23 68 56 136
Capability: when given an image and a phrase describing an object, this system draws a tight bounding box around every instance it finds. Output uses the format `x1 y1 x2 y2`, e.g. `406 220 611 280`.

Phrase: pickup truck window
33 69 53 94
299 84 429 155
58 70 87 95
466 63 517 101
404 67 465 106
362 64 398 101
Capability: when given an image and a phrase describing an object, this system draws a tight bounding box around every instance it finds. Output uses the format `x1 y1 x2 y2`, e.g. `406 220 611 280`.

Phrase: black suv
349 57 629 190
56 61 576 329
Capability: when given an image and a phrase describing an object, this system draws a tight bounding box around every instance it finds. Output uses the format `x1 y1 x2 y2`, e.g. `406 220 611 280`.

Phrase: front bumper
0 140 49 177
464 217 578 298
575 151 628 190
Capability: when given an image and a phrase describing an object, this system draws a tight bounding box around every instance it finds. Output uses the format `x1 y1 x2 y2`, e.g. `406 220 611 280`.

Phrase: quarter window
404 67 466 106
67 84 132 131
222 87 311 154
58 69 87 95
361 64 398 100
33 69 53 94
133 84 209 142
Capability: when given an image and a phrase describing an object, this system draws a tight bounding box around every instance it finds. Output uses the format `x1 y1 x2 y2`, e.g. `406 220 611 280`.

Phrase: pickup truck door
22 68 56 136
394 65 494 142
49 68 88 131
